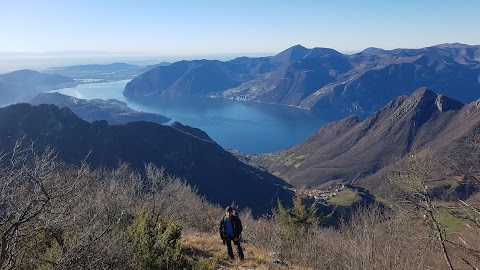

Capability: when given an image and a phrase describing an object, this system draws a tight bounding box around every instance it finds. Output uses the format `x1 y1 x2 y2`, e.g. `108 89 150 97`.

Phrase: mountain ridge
0 69 75 106
0 103 292 214
251 87 480 188
124 43 480 117
29 92 171 125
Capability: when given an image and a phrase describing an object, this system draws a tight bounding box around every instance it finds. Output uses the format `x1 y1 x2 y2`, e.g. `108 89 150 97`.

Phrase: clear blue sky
1 0 480 55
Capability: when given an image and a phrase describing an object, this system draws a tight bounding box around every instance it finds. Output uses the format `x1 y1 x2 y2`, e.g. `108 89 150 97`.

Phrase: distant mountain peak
124 43 480 115
290 44 308 50
272 45 310 63
395 87 465 128
5 69 41 76
360 47 386 55
307 47 343 58
272 44 342 64
16 69 36 73
411 87 437 100
433 42 474 49
409 87 463 112
1 69 73 81
253 89 478 188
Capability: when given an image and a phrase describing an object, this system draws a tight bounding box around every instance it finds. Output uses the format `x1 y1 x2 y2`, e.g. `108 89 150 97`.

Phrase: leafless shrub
0 139 222 269
444 133 480 185
3 136 472 269
141 163 220 233
242 203 441 270
387 148 480 270
0 138 99 269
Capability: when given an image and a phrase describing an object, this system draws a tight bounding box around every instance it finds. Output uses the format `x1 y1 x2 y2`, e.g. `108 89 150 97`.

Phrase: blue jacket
219 215 242 239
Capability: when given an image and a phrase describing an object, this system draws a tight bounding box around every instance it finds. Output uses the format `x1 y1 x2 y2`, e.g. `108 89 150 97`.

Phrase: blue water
53 80 334 153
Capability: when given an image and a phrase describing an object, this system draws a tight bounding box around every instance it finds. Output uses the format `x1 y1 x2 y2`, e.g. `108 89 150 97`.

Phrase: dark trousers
225 236 244 260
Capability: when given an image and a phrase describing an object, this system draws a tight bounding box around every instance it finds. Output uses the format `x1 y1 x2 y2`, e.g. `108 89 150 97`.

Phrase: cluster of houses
304 184 347 202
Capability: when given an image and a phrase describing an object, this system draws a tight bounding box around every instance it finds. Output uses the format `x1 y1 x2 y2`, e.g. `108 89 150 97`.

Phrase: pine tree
275 192 319 236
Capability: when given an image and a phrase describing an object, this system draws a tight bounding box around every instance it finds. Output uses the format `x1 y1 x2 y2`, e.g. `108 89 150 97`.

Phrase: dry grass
181 232 310 270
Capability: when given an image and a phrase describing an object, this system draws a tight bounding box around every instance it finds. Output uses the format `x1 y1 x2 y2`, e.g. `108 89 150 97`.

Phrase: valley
3 1 480 268
50 79 332 153
1 43 480 270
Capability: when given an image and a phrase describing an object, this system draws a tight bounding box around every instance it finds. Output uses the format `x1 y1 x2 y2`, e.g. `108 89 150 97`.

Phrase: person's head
225 206 233 218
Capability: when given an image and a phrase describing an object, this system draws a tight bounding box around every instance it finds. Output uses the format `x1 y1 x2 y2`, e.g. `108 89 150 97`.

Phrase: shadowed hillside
0 139 473 270
0 103 292 214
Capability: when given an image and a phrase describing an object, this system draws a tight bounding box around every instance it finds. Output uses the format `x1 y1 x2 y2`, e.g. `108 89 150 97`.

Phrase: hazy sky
1 0 480 55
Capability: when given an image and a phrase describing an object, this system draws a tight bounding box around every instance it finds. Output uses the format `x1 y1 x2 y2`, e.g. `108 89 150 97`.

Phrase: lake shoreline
51 80 338 154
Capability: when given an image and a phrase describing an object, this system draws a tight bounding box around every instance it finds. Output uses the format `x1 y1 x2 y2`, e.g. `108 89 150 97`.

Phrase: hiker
219 206 244 260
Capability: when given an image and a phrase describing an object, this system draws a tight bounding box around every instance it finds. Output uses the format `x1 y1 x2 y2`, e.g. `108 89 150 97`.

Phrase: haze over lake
53 80 334 153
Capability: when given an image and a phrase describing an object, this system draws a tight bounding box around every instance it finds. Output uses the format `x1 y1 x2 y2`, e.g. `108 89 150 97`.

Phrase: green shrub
275 193 319 236
128 207 188 270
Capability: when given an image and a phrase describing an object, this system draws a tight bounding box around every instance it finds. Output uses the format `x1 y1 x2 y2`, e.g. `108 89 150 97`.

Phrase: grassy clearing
284 160 294 166
283 154 296 166
180 233 309 270
438 207 480 235
294 155 308 160
261 152 285 161
327 189 359 206
272 171 283 178
426 176 463 188
438 211 465 235
283 154 308 167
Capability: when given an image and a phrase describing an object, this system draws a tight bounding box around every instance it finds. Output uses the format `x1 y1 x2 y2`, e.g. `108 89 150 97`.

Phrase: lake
54 80 336 153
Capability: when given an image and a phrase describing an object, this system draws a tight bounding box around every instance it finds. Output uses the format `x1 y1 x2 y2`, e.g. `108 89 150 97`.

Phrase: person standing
219 206 244 260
